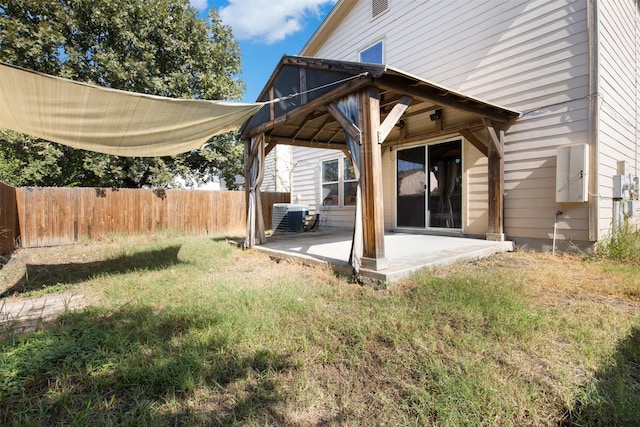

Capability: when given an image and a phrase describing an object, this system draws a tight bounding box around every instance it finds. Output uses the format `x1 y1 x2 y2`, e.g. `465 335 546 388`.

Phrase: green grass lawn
1 232 639 426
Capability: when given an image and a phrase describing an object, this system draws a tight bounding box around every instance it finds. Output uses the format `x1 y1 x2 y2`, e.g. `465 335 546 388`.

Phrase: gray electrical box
556 144 589 203
613 174 627 199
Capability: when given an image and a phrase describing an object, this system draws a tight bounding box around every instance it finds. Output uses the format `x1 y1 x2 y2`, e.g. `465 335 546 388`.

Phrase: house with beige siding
242 0 640 271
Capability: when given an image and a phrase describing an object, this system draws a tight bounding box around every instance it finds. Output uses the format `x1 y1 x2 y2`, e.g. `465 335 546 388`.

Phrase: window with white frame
343 157 357 206
322 157 357 207
359 40 383 64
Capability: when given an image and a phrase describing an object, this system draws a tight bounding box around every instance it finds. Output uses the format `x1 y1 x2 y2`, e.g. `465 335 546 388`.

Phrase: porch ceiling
240 55 520 150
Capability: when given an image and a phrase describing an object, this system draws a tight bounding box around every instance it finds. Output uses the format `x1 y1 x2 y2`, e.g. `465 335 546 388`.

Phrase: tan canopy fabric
0 62 264 157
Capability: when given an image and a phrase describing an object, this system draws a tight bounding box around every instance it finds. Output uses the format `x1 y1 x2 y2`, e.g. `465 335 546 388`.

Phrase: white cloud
219 0 337 44
189 0 209 12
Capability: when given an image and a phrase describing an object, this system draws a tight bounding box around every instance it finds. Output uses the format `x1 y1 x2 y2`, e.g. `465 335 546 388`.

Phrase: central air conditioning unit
272 203 309 233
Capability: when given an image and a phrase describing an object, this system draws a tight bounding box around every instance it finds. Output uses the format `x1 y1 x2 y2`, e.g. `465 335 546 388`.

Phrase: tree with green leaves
0 0 245 188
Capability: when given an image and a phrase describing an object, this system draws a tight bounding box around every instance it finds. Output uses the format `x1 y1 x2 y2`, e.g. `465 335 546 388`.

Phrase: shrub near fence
15 187 290 248
0 181 19 255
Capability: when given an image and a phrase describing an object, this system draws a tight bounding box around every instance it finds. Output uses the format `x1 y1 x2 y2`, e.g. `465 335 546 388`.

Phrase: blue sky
190 0 338 102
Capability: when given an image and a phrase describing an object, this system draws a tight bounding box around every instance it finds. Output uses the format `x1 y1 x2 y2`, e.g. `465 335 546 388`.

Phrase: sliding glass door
397 146 426 228
397 140 462 230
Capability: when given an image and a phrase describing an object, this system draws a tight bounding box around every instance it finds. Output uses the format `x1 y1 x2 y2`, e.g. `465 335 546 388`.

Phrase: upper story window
359 40 383 64
372 0 389 18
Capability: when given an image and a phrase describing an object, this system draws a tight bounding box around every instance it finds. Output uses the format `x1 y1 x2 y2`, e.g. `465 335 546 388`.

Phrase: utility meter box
556 144 589 203
613 174 627 199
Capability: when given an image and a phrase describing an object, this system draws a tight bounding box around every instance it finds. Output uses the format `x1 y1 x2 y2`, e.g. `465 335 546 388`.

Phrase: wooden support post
487 126 505 241
243 138 251 246
244 139 250 207
358 87 387 269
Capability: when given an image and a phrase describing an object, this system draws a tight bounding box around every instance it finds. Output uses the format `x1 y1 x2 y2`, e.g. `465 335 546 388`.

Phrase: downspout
587 0 600 241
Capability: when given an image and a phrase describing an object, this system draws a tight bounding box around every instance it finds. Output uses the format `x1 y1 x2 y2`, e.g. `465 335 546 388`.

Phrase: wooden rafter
326 127 343 143
266 136 348 151
382 121 485 148
264 140 277 157
308 115 334 141
291 114 312 139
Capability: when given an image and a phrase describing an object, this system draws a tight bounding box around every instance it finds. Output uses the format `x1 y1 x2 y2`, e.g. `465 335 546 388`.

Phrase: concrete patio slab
254 229 514 283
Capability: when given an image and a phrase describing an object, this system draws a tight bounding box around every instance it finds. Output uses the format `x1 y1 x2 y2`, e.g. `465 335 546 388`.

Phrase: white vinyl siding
464 141 488 236
301 0 594 243
597 0 640 237
261 145 292 193
291 147 356 228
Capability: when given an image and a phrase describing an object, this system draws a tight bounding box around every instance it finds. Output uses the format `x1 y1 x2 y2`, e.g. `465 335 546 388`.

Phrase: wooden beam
264 140 277 157
269 88 275 121
399 103 442 120
358 87 386 266
325 102 361 142
243 75 372 139
299 67 308 104
266 136 348 151
375 78 516 123
460 128 488 157
483 118 504 159
244 138 251 213
378 95 412 143
382 121 485 149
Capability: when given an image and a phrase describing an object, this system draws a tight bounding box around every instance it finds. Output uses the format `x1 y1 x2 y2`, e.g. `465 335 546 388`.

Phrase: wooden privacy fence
15 187 289 248
0 181 19 254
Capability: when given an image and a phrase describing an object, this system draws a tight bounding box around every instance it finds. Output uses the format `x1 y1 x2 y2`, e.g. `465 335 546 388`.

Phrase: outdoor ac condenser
272 204 309 233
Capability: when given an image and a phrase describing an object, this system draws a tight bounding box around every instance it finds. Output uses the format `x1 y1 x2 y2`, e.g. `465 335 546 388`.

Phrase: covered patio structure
241 56 520 278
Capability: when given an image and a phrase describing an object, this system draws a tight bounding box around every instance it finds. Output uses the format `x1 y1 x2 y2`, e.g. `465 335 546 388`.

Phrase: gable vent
372 0 388 18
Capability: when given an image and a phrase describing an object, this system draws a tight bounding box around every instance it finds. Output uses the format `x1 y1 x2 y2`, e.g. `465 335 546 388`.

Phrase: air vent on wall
372 0 388 18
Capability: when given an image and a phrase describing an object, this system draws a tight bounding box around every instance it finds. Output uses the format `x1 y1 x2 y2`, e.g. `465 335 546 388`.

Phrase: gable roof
240 55 520 147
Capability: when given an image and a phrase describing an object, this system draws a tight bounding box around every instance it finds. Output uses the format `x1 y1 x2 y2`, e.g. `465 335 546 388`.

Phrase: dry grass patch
0 235 639 425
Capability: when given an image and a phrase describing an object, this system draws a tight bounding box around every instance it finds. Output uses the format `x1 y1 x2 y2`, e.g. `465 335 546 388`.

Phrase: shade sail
0 62 263 157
